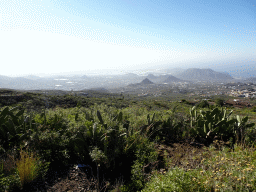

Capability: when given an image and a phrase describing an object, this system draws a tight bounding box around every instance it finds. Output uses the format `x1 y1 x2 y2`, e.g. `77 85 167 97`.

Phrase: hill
127 78 154 87
244 77 256 83
80 75 89 79
0 76 53 90
162 75 183 83
0 75 12 80
145 74 183 83
87 87 109 92
140 78 154 85
175 68 233 82
23 75 42 80
123 73 139 78
146 74 157 79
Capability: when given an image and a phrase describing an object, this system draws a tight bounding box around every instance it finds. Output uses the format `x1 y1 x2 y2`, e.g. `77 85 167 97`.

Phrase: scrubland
1 90 256 191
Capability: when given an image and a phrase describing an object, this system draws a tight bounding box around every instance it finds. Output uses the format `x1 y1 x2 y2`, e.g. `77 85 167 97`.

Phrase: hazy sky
0 0 255 76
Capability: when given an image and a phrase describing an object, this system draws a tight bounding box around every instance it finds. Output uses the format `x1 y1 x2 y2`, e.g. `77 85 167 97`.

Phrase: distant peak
140 78 154 84
147 74 157 79
163 75 182 82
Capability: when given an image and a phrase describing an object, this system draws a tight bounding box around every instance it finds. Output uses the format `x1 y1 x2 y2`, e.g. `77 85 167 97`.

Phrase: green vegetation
143 145 256 192
215 98 225 107
189 106 255 146
0 90 256 191
15 149 47 190
196 100 210 108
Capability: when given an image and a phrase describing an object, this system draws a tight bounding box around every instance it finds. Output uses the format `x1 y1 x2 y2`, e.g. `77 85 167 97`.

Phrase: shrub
244 128 256 145
126 136 158 191
160 115 187 142
196 100 209 108
143 145 256 192
215 98 225 107
0 172 21 192
181 99 191 105
28 128 71 166
251 106 256 112
0 152 16 177
142 168 191 192
0 151 21 192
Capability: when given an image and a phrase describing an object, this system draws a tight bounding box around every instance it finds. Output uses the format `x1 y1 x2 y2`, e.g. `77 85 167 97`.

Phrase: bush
0 151 21 192
0 152 16 177
29 128 71 166
251 106 256 112
181 99 191 105
0 173 21 192
125 136 158 191
215 98 225 107
196 100 209 108
244 127 256 145
142 168 191 192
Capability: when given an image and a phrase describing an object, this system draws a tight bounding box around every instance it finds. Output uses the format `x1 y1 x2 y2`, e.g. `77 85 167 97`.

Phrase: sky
0 0 255 77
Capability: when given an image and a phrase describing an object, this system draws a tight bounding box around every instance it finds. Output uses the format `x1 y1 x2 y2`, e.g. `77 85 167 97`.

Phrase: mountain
121 73 141 82
146 74 157 79
23 75 42 80
162 68 186 75
80 75 89 79
244 77 256 83
162 75 183 83
213 62 256 79
127 78 154 87
0 76 53 90
145 74 183 83
87 87 109 92
140 78 154 85
124 73 138 77
0 75 12 81
175 68 233 82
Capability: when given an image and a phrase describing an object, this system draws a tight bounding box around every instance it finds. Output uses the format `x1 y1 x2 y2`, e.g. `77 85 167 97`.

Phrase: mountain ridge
174 68 233 82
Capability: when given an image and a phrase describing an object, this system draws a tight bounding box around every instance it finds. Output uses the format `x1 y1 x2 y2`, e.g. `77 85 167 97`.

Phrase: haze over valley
0 0 255 94
0 67 256 100
1 2 256 191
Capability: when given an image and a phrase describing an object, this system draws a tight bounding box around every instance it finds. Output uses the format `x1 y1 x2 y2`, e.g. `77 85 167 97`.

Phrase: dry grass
15 149 40 188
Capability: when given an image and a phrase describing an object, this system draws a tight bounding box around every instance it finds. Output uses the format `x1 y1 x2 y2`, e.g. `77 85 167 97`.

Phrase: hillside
0 75 12 80
145 74 183 84
123 73 139 78
146 74 157 79
158 68 186 75
244 77 256 83
162 75 183 83
175 68 233 82
0 76 53 90
1 90 256 192
140 78 154 85
127 78 154 87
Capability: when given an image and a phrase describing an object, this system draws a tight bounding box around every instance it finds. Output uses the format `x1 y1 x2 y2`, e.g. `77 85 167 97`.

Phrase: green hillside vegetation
0 89 256 191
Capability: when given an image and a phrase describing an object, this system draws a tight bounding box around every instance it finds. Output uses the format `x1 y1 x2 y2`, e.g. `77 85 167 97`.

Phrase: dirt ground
225 99 253 108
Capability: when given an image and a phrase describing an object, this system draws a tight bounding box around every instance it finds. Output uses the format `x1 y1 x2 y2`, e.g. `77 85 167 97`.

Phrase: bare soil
225 99 253 108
